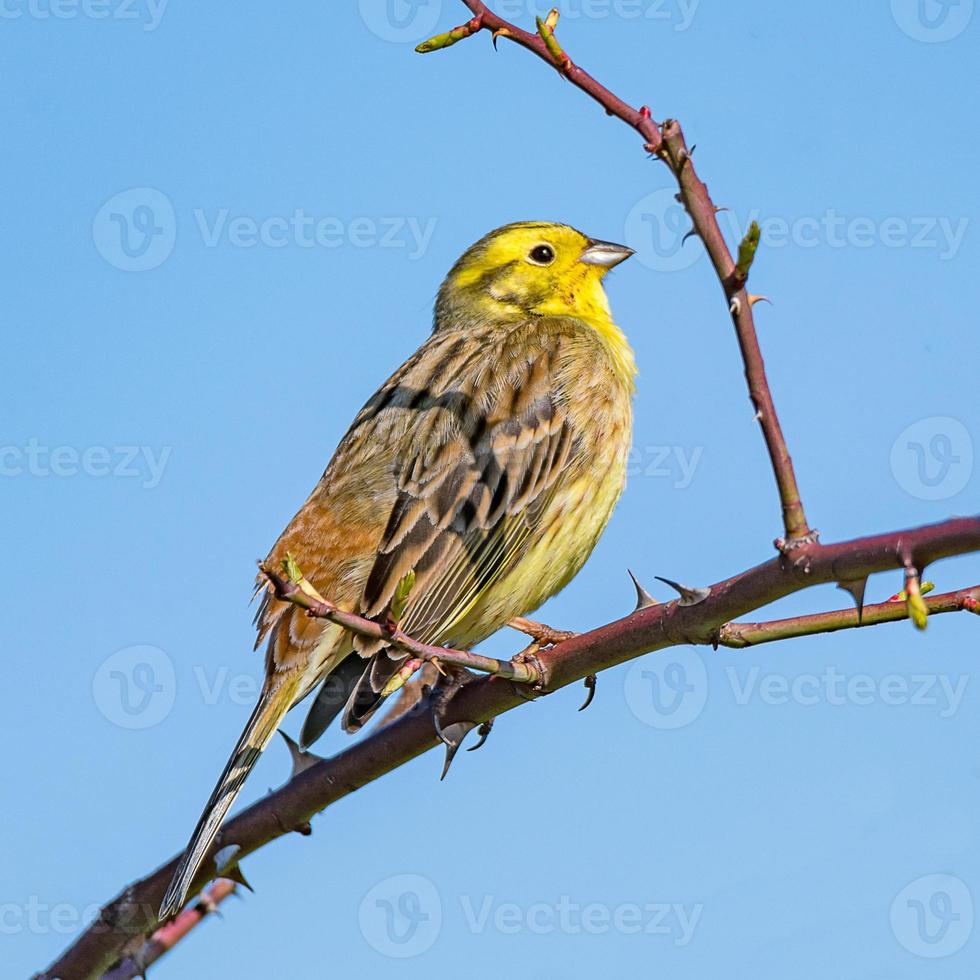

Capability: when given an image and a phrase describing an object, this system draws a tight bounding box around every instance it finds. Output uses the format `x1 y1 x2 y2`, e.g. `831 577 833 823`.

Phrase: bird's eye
528 243 556 265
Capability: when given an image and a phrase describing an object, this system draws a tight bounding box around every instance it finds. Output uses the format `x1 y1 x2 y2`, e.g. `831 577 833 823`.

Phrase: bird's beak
580 239 635 269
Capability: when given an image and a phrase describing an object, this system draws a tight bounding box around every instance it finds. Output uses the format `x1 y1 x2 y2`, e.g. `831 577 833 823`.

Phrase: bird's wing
353 332 577 665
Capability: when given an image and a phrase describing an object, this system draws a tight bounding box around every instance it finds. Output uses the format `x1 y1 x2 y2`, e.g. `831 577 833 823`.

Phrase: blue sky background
3 2 979 977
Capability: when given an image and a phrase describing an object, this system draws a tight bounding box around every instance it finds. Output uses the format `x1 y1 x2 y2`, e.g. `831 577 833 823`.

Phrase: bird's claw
425 665 480 779
467 718 495 752
578 674 597 711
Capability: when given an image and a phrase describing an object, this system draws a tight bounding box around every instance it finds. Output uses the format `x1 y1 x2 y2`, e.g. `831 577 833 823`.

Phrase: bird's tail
158 673 300 920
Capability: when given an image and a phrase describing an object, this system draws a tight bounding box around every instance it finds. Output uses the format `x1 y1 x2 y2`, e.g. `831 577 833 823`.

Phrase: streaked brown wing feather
356 338 577 659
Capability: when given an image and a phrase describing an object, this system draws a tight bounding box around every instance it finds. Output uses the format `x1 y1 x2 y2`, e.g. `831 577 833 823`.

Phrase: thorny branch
439 0 812 543
38 517 980 979
99 880 237 980
35 5 979 977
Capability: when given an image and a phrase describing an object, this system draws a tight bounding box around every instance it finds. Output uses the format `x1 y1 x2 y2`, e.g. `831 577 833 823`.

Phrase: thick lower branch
100 880 236 980
38 516 980 980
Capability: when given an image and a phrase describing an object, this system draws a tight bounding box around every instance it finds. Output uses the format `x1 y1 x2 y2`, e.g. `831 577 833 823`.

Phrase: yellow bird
160 221 636 919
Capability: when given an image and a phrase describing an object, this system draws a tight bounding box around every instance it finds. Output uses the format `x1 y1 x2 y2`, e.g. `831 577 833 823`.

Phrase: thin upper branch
261 561 542 685
718 586 980 648
442 1 811 541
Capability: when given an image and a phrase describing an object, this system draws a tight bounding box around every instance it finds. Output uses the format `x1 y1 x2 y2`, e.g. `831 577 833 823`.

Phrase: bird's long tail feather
158 674 299 920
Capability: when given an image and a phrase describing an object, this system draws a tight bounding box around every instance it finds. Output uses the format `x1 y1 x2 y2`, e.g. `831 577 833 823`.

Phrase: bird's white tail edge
158 679 296 920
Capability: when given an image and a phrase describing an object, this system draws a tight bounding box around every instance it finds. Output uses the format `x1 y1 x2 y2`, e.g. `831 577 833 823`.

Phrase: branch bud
736 220 761 280
536 14 569 69
415 16 482 54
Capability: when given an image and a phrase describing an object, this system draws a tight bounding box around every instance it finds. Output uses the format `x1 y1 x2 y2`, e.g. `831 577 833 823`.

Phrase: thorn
467 718 495 752
681 228 698 246
715 206 730 214
578 674 597 711
689 143 696 155
278 730 324 780
224 865 253 893
438 721 479 780
837 577 869 622
748 294 772 307
271 807 311 838
754 409 763 422
729 296 741 316
214 845 253 894
491 27 511 49
628 569 659 610
654 576 711 606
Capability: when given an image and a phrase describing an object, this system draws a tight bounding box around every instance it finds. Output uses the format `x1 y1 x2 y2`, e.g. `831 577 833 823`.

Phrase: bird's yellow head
434 221 634 331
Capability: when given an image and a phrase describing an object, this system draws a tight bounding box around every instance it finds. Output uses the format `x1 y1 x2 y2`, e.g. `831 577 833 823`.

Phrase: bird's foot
508 616 577 646
423 664 486 780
